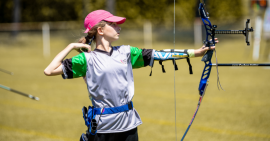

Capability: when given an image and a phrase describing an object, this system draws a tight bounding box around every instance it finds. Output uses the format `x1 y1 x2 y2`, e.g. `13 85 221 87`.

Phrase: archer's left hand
194 38 219 57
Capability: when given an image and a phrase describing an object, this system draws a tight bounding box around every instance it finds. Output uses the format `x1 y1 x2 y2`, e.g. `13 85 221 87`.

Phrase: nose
116 25 121 31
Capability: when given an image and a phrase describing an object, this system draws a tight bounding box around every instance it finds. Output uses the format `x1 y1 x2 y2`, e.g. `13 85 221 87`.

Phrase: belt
93 101 133 115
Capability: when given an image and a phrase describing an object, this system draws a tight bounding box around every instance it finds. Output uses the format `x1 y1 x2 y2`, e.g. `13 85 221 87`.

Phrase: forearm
194 48 206 57
44 44 74 76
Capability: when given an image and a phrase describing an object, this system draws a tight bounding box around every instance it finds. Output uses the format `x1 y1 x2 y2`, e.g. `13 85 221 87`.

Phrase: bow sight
199 2 253 46
213 19 253 45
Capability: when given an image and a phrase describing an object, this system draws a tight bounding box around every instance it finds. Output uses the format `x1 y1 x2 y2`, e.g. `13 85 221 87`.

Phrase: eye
110 22 117 27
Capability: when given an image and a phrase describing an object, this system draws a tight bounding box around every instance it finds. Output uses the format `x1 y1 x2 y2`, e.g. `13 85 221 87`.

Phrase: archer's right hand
69 43 91 53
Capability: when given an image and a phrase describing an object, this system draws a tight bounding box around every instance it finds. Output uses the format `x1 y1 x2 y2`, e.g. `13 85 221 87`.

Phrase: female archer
44 10 217 141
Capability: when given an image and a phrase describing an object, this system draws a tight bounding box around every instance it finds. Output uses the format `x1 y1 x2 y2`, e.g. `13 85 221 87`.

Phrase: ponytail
76 20 107 53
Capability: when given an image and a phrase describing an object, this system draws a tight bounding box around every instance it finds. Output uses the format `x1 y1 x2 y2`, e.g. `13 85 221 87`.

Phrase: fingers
203 38 219 49
210 46 215 50
202 45 215 50
72 43 91 52
83 44 91 52
215 39 219 44
82 44 91 53
209 38 219 44
209 38 218 41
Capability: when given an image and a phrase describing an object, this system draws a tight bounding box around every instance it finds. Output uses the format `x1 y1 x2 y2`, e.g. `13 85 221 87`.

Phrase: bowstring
173 0 177 141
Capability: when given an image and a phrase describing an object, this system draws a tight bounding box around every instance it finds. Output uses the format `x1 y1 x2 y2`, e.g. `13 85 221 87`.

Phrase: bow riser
198 3 215 96
199 60 212 95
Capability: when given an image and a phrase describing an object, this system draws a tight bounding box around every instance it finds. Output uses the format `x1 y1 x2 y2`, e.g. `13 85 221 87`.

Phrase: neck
96 37 112 52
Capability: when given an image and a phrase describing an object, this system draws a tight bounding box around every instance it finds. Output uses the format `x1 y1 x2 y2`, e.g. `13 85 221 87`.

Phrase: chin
114 36 119 40
110 38 119 43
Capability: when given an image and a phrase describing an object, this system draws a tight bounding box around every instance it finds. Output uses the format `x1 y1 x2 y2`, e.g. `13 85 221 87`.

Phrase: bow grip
201 50 213 62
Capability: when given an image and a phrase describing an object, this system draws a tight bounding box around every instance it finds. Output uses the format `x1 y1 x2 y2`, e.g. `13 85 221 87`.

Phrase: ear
97 27 104 36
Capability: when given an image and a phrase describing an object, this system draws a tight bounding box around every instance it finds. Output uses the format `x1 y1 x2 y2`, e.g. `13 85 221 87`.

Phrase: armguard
153 49 189 60
150 49 193 75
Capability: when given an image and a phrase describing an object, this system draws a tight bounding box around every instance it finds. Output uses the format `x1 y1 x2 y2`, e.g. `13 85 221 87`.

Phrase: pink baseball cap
84 10 126 33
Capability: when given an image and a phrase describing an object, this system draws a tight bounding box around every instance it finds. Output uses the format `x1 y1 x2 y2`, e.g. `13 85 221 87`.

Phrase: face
99 22 121 42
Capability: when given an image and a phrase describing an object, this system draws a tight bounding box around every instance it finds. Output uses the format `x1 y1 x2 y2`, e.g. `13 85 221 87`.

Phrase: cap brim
104 16 126 24
84 28 90 33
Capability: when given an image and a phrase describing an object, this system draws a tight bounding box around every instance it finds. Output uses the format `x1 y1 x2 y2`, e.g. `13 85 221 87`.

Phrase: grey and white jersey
62 45 153 133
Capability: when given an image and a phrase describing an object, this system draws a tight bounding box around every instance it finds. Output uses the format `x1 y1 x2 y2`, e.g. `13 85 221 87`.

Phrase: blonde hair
76 21 107 53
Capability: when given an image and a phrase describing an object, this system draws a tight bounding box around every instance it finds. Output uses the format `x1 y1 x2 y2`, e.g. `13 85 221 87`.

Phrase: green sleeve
71 53 87 78
130 46 144 69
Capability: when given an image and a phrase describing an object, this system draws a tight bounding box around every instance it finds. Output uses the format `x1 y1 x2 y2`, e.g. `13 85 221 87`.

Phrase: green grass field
0 30 270 141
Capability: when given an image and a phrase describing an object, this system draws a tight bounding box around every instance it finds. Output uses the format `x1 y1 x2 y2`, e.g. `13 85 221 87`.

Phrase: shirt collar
94 48 113 56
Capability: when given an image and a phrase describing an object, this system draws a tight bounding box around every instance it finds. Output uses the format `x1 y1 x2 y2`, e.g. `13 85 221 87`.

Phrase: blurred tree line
0 0 246 28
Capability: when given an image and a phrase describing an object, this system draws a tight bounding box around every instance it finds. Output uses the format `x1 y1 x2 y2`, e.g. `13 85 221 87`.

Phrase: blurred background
0 0 270 141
